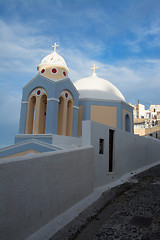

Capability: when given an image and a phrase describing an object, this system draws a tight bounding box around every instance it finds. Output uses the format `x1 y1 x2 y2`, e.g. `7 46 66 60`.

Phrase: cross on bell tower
91 64 99 74
52 42 59 52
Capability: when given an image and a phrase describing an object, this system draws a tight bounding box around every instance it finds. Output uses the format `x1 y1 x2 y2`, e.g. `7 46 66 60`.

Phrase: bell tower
17 44 79 143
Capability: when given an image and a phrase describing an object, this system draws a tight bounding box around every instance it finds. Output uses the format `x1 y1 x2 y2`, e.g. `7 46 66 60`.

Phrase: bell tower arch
25 87 47 134
57 90 73 136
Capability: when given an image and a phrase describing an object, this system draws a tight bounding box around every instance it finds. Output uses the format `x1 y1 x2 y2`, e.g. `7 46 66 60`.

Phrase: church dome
37 43 69 80
38 51 69 72
74 72 125 102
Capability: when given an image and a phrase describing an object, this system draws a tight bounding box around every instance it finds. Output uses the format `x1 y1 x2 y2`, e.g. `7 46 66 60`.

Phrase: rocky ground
50 164 160 240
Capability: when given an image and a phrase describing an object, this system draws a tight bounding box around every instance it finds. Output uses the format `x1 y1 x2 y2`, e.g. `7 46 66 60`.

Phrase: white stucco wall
1 121 160 240
0 146 93 240
82 121 160 188
139 104 146 118
52 134 82 147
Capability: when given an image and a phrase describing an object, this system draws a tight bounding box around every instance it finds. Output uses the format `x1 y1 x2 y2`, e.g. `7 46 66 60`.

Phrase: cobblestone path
51 164 160 240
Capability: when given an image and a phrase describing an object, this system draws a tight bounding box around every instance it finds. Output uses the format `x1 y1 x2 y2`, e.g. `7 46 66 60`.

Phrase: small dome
38 51 69 72
74 73 125 102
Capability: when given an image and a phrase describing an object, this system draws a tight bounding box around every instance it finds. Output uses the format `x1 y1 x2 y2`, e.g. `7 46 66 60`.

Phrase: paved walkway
51 164 160 240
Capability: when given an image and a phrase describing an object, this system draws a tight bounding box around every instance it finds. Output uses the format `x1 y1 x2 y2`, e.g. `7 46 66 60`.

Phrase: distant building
132 102 160 139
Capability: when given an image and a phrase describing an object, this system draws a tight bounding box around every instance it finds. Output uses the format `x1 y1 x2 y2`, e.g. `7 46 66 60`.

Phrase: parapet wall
82 121 160 187
0 146 93 240
1 121 160 240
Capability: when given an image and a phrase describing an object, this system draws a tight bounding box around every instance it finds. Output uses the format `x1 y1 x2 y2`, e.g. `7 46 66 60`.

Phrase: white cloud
1 19 160 95
0 90 21 125
0 20 51 73
63 46 160 105
124 22 160 52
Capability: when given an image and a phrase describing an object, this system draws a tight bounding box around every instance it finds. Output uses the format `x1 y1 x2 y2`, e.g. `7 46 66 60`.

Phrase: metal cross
91 64 99 73
52 42 59 52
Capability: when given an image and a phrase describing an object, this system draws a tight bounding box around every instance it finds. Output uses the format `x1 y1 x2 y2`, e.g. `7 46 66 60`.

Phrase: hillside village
130 102 160 139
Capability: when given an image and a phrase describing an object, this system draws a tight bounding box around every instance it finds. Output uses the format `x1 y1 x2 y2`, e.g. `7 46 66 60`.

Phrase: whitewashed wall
82 121 160 187
0 146 93 240
1 120 160 240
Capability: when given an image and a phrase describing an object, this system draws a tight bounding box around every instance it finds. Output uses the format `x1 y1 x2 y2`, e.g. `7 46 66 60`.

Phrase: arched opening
78 105 83 137
57 96 65 135
66 100 73 136
25 87 47 134
57 90 74 136
26 96 36 134
125 114 131 132
38 94 47 134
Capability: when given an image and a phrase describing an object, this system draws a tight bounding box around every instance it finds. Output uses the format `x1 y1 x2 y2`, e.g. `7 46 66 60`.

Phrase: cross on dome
52 42 59 52
91 64 99 74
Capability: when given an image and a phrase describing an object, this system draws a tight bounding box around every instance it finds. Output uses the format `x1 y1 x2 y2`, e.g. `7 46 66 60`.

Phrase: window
99 139 104 154
125 114 131 132
51 68 58 74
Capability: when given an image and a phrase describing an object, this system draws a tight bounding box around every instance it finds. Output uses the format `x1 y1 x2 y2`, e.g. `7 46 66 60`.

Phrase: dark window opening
109 129 114 172
125 114 131 132
99 139 104 154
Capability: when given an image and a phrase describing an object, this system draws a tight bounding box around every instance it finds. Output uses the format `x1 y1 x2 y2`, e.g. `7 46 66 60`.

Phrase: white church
0 44 160 240
0 43 133 159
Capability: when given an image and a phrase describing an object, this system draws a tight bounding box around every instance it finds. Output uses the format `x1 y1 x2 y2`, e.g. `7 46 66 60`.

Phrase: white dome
74 73 125 102
38 51 69 71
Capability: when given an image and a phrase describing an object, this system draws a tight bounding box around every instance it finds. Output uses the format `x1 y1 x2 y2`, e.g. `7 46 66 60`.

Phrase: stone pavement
51 164 160 240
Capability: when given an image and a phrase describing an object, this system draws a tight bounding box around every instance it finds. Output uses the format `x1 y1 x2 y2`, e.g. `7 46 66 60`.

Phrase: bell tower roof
37 43 69 72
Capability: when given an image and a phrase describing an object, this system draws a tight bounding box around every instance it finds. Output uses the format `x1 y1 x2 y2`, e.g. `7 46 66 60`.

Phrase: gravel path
51 164 160 240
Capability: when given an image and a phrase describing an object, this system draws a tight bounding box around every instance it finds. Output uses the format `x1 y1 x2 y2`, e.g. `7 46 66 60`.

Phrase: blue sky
0 0 160 147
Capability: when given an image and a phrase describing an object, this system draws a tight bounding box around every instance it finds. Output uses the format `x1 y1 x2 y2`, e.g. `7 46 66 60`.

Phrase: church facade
0 43 133 159
3 45 160 240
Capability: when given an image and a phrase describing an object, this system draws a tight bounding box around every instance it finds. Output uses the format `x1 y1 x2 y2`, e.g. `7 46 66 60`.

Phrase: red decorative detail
52 68 57 74
37 90 41 95
41 69 45 74
63 71 66 76
65 92 68 98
